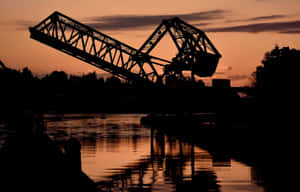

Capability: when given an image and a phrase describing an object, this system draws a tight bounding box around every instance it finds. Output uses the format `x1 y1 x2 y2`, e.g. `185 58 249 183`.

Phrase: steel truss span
29 11 221 85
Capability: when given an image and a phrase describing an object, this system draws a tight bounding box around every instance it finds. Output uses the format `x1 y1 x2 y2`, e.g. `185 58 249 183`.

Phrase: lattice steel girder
138 17 221 57
30 11 221 84
29 11 170 83
137 17 221 77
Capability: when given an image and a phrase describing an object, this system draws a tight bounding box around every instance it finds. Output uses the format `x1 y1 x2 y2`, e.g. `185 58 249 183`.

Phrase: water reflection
44 114 266 192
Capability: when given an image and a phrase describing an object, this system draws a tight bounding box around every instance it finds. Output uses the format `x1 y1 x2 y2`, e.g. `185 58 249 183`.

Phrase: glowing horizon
1 0 300 86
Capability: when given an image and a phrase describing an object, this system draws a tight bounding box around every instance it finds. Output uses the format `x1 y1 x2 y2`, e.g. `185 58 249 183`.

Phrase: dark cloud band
85 9 227 30
204 20 300 34
226 14 287 23
9 10 300 34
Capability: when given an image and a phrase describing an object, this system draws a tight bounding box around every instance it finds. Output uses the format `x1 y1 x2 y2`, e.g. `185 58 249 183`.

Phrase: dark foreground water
42 113 266 192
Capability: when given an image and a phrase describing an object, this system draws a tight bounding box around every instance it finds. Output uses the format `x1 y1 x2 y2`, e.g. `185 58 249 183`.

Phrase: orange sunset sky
1 0 300 86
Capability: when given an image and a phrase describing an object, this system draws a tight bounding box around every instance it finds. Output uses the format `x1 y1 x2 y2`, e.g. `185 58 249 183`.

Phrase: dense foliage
252 46 300 93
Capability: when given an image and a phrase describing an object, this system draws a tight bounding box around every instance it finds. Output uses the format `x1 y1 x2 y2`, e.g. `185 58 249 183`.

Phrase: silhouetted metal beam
29 11 221 84
29 11 166 84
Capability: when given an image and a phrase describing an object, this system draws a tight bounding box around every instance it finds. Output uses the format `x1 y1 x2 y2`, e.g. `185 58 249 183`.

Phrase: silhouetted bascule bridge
29 11 221 85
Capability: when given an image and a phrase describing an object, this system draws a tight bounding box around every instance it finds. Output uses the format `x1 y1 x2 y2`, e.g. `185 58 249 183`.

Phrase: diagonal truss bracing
29 11 170 84
29 12 221 84
138 17 221 77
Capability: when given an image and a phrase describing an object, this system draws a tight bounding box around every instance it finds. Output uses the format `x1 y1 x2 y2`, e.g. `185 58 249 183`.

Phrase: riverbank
141 109 291 191
0 120 97 192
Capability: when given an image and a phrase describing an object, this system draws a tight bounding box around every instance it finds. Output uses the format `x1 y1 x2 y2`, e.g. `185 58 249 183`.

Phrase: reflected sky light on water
45 113 265 192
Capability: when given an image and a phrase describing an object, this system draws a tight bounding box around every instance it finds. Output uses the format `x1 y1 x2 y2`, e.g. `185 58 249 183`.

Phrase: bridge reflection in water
95 128 220 192
45 114 265 192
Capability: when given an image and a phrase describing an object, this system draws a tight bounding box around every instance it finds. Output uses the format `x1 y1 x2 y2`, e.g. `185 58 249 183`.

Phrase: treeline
251 46 300 95
0 65 208 89
0 64 218 115
237 46 300 132
0 66 122 88
0 67 132 114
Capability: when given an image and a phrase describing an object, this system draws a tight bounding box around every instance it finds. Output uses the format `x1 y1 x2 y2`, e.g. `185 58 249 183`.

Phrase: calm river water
44 113 265 192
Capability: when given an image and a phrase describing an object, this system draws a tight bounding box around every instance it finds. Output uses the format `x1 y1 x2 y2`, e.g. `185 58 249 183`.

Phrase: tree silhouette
250 46 299 130
105 76 122 88
82 72 97 82
46 71 68 81
22 67 35 81
252 46 300 95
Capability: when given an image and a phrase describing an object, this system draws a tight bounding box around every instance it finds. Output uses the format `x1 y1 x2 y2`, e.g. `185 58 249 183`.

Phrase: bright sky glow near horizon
1 0 300 86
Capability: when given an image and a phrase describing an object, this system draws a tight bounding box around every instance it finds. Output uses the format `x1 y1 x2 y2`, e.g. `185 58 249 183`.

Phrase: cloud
85 10 227 31
15 20 36 30
226 14 287 23
194 22 211 27
11 11 300 34
6 10 226 32
0 20 36 30
204 20 300 33
227 74 249 81
215 65 232 75
279 30 300 34
246 15 287 21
